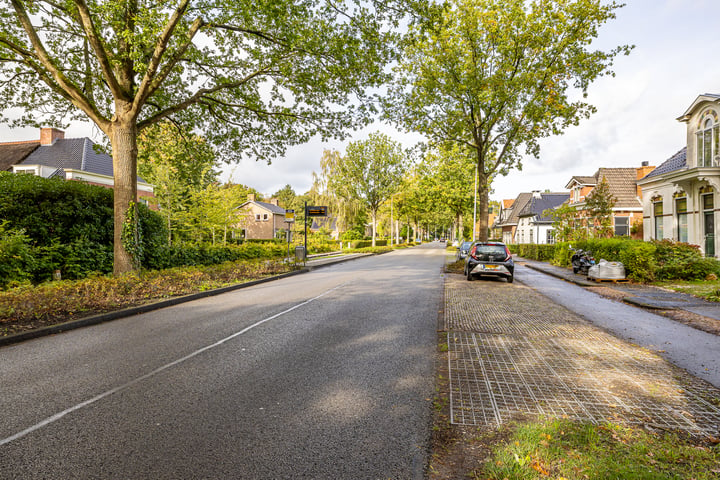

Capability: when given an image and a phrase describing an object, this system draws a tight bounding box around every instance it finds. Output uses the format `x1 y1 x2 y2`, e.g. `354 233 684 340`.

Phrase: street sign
306 206 328 217
285 209 295 222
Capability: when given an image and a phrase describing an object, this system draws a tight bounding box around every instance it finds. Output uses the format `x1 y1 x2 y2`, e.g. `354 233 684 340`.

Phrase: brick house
0 127 154 205
493 193 532 244
565 164 655 238
236 194 288 240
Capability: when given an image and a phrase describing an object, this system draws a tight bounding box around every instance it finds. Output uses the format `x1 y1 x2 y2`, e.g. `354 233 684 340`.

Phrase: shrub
619 242 657 282
0 221 35 288
652 240 720 280
347 239 388 249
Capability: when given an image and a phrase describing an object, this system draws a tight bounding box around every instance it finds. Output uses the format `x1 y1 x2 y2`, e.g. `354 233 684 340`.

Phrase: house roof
0 141 40 171
641 147 687 180
593 168 642 209
518 193 570 222
565 175 597 189
11 137 149 183
497 192 533 226
238 200 286 215
677 93 720 122
502 199 514 208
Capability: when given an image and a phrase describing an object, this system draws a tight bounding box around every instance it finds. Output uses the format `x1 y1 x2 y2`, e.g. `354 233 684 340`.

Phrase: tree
0 0 399 273
385 0 631 242
330 132 406 246
137 122 219 245
272 185 296 209
585 176 616 238
421 144 475 241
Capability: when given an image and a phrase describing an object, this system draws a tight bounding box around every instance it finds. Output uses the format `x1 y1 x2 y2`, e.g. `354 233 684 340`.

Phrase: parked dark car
456 241 473 261
464 241 514 283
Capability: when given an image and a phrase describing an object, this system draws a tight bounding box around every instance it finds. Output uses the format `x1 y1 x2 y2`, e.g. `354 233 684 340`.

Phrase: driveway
443 273 720 437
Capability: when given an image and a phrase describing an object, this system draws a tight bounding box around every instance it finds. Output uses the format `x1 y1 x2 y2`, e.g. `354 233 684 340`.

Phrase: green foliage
385 0 631 241
618 242 657 283
346 240 388 249
329 132 407 245
0 221 34 288
585 176 617 238
0 172 114 246
653 240 720 281
0 260 295 331
477 418 720 480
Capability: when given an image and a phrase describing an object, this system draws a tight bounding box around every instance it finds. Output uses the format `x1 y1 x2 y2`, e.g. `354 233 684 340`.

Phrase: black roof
518 193 570 222
642 147 687 180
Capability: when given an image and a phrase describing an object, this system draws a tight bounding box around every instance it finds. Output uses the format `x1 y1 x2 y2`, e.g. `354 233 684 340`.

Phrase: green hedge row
510 238 720 282
346 239 388 249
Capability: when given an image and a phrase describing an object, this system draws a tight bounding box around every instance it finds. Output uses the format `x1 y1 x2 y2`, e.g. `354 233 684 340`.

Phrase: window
546 230 555 244
614 217 629 236
255 214 262 221
653 200 663 239
263 213 269 221
675 197 688 242
696 112 720 167
529 228 534 244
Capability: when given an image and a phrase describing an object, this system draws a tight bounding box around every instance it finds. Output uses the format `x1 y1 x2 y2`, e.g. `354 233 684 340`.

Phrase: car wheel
572 266 579 274
466 269 473 281
507 275 514 284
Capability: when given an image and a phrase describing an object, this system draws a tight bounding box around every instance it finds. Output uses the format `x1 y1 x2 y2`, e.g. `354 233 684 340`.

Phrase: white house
515 191 570 244
638 94 720 256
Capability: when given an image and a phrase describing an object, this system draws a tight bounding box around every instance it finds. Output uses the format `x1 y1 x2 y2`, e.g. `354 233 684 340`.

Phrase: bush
619 242 657 283
0 221 35 288
652 240 720 280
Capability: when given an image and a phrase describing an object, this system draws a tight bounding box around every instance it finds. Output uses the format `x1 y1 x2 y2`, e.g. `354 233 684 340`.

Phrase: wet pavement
443 273 720 437
516 256 720 321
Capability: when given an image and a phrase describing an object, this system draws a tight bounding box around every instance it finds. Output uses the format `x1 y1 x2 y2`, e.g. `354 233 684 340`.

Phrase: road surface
0 245 445 479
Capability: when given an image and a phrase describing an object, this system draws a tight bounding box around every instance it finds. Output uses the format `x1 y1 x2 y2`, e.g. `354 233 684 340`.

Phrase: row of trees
0 0 630 274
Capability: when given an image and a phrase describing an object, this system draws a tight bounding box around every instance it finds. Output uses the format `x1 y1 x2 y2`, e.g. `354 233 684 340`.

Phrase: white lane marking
0 283 345 447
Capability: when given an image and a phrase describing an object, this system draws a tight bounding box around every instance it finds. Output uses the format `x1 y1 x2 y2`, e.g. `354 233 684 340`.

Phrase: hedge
346 239 388 249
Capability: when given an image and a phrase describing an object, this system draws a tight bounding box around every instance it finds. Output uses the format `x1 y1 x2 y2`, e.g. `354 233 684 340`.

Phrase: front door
703 194 715 257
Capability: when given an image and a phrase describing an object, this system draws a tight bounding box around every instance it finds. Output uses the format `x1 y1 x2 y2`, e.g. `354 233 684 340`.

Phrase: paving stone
445 275 720 437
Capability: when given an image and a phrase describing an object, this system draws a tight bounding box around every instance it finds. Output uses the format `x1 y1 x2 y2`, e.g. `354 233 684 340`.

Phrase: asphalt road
514 264 720 388
0 244 445 479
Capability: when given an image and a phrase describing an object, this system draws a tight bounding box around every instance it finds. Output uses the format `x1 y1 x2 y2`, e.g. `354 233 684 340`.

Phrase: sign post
285 209 295 262
304 205 328 265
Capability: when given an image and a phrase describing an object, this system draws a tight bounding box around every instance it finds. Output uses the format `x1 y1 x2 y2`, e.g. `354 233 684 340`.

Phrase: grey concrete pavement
0 245 445 479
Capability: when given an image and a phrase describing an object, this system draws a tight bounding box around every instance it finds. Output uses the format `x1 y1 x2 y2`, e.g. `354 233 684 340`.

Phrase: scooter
569 247 595 275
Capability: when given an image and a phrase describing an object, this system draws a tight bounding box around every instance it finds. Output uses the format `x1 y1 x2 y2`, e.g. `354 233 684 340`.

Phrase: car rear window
461 242 472 249
475 245 506 255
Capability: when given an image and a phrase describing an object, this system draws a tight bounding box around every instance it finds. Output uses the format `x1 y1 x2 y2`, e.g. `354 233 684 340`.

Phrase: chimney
40 127 64 145
269 198 279 206
247 193 256 202
636 162 655 180
532 190 542 199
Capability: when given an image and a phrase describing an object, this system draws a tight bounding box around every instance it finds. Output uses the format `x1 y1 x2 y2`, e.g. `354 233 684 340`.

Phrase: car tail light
469 245 477 259
504 246 512 261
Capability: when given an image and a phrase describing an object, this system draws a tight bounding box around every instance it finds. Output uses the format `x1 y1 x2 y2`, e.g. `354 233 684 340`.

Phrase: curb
0 268 309 348
0 250 396 348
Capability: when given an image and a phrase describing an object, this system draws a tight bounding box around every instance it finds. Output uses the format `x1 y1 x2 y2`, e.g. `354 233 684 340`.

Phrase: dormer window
696 111 719 167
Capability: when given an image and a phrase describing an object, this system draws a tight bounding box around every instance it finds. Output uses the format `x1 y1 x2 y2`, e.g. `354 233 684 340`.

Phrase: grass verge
0 259 296 337
656 279 720 302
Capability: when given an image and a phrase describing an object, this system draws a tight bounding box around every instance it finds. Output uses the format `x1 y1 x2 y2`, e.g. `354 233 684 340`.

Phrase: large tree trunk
477 171 490 242
110 121 139 275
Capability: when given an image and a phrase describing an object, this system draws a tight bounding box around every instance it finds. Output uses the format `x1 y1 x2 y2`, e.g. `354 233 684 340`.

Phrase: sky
3 0 718 204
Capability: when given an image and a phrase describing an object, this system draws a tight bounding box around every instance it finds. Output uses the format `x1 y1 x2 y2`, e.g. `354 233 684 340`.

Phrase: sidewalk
515 255 720 323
